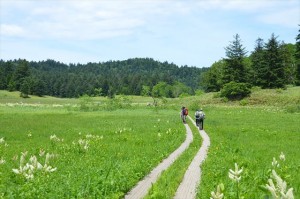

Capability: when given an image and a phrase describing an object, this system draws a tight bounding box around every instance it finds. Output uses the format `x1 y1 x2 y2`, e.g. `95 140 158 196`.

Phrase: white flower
43 165 57 172
272 157 279 167
279 152 286 161
12 168 21 174
50 134 61 142
0 137 5 144
265 170 294 199
229 163 243 182
265 179 278 198
282 188 294 199
39 149 45 157
210 184 224 199
0 158 5 164
27 133 32 137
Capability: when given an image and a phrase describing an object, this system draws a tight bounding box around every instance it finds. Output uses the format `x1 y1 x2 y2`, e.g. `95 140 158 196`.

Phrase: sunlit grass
0 107 185 198
197 106 300 198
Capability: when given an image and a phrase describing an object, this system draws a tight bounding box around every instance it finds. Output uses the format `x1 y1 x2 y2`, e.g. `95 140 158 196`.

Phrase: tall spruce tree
251 38 268 87
280 43 297 85
223 34 248 84
264 34 285 88
12 60 31 91
295 26 300 85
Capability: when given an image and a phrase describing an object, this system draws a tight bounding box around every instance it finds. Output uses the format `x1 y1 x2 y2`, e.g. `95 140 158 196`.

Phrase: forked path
125 117 210 199
174 116 210 199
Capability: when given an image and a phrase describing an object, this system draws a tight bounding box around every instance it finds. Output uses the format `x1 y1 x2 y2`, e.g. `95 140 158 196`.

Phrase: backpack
199 111 204 119
196 111 204 119
184 108 188 115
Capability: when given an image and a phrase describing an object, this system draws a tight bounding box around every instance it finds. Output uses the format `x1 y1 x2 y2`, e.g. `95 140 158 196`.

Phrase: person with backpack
195 108 205 130
181 106 188 124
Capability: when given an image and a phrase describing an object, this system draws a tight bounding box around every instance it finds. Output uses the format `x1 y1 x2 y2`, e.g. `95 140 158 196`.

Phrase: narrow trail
125 116 210 199
174 116 210 199
125 124 193 199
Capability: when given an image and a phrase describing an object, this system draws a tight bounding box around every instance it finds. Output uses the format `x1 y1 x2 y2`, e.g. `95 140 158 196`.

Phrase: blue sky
0 0 299 68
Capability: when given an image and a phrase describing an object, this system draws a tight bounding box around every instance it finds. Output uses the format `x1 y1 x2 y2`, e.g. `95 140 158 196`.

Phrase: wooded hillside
0 58 208 98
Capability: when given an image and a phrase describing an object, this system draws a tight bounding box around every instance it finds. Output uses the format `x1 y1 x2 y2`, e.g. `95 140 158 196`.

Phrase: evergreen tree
0 61 14 89
12 60 31 91
251 38 268 87
264 34 285 88
295 26 300 85
223 34 248 84
280 43 296 85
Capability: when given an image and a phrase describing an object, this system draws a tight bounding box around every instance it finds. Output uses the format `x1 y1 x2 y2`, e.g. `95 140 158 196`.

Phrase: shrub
220 82 251 100
195 89 204 96
239 99 248 106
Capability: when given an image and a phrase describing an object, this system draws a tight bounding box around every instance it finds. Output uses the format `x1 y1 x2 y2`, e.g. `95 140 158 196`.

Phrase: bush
239 99 249 106
220 81 251 100
195 89 204 96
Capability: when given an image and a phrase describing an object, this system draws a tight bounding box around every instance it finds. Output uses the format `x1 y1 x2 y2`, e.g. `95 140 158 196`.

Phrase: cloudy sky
0 0 299 68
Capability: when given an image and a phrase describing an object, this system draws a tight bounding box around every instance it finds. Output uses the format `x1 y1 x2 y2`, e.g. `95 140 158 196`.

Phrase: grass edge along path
174 116 211 199
125 122 193 199
144 117 203 198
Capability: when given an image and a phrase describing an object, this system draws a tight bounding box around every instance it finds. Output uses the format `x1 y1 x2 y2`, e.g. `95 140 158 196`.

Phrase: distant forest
0 30 299 99
0 58 208 98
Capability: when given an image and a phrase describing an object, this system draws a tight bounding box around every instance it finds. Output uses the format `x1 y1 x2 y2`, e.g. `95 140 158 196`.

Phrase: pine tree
264 34 285 88
12 60 31 91
251 38 268 87
295 26 300 85
223 34 248 84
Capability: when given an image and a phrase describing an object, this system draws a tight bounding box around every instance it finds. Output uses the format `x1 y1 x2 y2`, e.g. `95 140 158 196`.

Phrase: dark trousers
199 119 204 130
196 118 204 130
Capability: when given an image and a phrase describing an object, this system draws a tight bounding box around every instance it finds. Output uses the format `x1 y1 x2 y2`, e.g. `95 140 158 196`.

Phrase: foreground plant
265 170 294 199
229 163 243 198
210 184 224 199
12 152 57 180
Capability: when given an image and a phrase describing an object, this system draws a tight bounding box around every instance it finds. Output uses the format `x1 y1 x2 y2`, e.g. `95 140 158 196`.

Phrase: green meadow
0 87 299 198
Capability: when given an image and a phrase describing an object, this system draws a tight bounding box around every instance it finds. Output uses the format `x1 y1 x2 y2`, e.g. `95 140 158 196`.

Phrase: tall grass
197 106 300 198
0 106 185 198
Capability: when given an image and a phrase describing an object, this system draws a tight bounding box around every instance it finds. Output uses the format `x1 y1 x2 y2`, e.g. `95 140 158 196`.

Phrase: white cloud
0 24 26 36
258 7 300 28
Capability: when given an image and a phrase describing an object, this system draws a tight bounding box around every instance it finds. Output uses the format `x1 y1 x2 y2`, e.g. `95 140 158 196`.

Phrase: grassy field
0 103 185 198
0 87 299 198
197 106 300 198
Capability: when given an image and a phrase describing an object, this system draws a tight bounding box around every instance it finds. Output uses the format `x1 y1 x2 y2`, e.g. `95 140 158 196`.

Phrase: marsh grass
0 87 299 198
197 106 300 198
0 106 185 198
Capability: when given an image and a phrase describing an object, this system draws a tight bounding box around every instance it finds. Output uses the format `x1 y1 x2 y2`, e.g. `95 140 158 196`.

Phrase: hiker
180 106 188 123
195 108 205 130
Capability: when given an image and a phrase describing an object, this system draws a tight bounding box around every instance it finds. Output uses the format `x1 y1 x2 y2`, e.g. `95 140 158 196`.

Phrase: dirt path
125 124 193 199
174 116 210 199
125 116 210 199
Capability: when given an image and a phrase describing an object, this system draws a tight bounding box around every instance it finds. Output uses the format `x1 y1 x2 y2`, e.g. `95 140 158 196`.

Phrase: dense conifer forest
0 58 208 98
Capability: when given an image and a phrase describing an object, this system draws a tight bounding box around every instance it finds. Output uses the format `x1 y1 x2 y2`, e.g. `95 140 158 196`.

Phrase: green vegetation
0 104 185 198
202 30 300 93
0 85 299 198
145 118 202 198
0 58 208 98
197 106 300 198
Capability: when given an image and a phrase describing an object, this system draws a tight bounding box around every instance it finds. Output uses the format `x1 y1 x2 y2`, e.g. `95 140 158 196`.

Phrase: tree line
0 58 208 98
201 30 300 94
1 29 299 99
